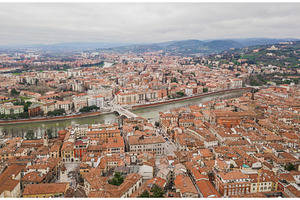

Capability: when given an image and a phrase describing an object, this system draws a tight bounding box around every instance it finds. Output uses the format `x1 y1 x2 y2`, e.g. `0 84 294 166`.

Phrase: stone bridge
112 105 138 119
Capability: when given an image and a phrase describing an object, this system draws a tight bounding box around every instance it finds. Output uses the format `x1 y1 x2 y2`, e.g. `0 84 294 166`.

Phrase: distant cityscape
0 37 298 198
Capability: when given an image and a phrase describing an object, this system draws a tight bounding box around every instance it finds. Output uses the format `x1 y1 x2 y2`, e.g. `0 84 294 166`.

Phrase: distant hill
208 40 300 69
230 38 299 47
0 42 133 52
96 38 299 56
1 38 299 55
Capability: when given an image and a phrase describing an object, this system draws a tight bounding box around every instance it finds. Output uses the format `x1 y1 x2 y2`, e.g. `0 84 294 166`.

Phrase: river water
0 90 247 138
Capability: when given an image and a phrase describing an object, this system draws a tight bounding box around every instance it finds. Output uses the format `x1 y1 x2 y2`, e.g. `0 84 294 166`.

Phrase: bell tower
43 132 48 147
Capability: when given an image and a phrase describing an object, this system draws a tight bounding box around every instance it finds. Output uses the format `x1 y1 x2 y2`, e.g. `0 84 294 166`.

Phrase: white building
88 95 104 109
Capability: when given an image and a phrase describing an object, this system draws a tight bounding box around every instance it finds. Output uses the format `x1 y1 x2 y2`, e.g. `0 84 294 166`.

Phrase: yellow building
60 141 74 162
50 142 61 158
86 129 120 143
249 170 278 194
0 143 16 162
22 183 69 198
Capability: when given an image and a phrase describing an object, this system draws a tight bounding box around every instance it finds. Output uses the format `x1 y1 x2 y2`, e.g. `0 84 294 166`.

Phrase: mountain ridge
1 38 299 55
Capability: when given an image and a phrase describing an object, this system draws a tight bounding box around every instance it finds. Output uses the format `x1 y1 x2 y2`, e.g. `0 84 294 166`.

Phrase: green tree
19 112 29 119
47 111 54 116
11 88 20 97
139 190 150 198
150 184 165 197
171 77 177 83
109 172 124 186
203 88 208 93
285 163 295 171
35 79 39 86
79 105 99 113
48 109 65 117
46 129 53 139
24 101 32 112
154 121 159 127
25 130 35 140
38 110 44 116
176 91 185 97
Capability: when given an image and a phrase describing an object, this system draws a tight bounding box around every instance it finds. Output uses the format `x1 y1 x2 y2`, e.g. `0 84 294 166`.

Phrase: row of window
253 186 271 191
224 184 250 188
253 182 271 186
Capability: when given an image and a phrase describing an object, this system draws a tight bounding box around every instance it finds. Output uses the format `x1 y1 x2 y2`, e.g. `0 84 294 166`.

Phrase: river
0 90 247 138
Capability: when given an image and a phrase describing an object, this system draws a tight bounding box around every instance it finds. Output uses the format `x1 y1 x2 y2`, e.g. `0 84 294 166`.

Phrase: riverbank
131 87 251 110
0 87 250 125
0 111 102 125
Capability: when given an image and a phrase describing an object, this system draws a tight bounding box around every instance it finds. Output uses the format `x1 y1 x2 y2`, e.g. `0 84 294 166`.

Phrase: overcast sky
0 3 299 45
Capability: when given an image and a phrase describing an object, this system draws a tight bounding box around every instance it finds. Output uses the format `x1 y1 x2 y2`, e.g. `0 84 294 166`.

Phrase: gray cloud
0 3 299 45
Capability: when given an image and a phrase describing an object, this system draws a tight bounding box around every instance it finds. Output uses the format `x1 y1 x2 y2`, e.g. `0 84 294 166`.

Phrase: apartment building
0 102 24 115
128 134 165 155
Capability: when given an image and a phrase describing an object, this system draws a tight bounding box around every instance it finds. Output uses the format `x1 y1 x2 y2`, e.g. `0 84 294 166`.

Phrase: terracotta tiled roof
23 182 69 195
174 174 198 195
22 171 45 183
0 164 26 195
196 179 221 198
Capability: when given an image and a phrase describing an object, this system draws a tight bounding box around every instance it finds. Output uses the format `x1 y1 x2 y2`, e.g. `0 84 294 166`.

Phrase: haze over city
0 3 300 45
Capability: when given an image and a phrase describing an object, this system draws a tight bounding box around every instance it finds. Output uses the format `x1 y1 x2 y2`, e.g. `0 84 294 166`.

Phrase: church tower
249 88 256 110
43 132 48 147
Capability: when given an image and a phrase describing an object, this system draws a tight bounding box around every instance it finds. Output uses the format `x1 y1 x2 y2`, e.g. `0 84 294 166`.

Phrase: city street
155 127 177 156
63 162 80 189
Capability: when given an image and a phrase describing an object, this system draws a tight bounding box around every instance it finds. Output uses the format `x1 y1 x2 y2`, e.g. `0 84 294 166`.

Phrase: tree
19 112 29 119
139 190 150 198
79 105 99 113
25 130 35 140
171 77 177 83
35 79 39 86
47 109 65 117
150 184 165 197
11 88 20 97
109 172 124 186
154 121 159 127
285 163 295 171
24 101 32 112
176 91 185 97
46 129 53 139
38 110 44 116
203 88 208 93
